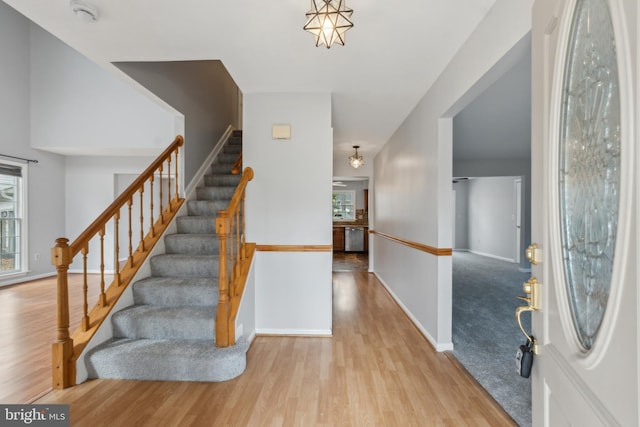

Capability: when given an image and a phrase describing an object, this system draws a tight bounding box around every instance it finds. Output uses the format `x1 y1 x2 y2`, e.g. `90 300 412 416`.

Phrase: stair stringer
73 126 234 385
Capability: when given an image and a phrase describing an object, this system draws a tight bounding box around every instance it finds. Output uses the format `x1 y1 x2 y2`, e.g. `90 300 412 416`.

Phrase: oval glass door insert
558 0 621 351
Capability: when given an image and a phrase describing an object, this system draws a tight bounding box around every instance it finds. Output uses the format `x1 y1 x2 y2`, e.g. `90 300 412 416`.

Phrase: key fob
516 337 534 378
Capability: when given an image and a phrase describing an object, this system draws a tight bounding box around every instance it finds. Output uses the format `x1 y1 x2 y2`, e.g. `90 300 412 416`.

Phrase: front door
531 0 638 425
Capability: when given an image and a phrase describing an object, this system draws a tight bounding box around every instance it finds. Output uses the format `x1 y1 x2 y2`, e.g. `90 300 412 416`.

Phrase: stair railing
215 166 254 347
51 135 185 389
231 153 243 175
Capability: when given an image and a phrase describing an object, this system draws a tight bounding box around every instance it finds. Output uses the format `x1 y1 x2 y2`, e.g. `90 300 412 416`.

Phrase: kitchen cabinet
333 226 345 252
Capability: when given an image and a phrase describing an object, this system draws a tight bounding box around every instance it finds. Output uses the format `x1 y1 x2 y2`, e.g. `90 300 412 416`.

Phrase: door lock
515 277 540 354
525 243 541 265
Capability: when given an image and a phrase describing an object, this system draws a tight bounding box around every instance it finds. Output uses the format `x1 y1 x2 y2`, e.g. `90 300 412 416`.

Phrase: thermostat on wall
272 124 291 140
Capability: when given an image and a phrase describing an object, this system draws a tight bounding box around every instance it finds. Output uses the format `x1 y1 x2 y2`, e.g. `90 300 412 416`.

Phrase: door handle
516 277 540 354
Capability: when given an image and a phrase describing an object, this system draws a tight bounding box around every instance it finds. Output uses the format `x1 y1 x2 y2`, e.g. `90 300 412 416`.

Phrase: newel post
216 212 231 347
51 238 75 389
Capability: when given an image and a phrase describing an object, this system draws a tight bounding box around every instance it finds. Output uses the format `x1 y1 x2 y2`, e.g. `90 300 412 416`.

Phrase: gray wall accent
465 177 519 261
115 61 240 186
453 181 469 250
0 3 66 284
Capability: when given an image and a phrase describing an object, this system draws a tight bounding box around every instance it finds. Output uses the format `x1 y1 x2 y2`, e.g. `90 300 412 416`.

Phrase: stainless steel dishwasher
344 226 364 252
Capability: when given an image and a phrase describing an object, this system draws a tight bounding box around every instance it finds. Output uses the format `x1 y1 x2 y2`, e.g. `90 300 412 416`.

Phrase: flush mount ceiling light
349 145 364 169
303 0 353 49
70 0 99 23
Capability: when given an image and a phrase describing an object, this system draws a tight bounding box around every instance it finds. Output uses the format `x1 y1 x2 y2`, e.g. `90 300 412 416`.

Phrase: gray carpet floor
452 251 532 427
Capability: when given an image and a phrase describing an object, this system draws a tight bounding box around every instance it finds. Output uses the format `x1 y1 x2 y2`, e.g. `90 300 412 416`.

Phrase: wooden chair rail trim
369 230 452 256
69 135 184 256
256 245 333 252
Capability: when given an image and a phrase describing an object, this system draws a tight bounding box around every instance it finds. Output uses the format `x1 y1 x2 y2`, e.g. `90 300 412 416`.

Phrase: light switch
272 124 291 140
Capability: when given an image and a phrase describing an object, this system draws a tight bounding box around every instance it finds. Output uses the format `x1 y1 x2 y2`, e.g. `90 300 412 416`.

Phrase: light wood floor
2 272 514 425
22 271 516 426
0 274 104 404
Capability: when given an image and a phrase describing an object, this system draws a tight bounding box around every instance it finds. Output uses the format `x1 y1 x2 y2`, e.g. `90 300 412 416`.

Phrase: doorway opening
450 38 532 426
332 178 369 272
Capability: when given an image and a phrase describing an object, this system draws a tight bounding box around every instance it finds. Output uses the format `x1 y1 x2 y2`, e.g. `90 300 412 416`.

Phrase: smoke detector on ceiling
70 0 99 23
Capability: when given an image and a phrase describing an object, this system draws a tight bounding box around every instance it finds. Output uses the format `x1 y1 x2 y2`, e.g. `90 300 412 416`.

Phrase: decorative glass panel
559 0 620 350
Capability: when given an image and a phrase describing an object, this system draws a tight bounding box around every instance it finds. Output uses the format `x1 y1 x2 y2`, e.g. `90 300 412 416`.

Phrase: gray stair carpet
86 132 249 383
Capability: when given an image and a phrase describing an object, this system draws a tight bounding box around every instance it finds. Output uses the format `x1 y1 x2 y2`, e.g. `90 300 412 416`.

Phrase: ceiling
4 0 497 160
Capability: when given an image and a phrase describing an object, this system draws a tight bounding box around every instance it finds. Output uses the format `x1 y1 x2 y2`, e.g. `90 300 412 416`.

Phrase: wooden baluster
52 238 74 389
139 187 145 252
216 211 230 347
174 148 180 202
81 245 89 331
167 156 172 212
158 163 164 223
241 191 247 260
234 210 241 295
149 175 155 238
99 227 107 307
127 197 134 268
114 211 121 286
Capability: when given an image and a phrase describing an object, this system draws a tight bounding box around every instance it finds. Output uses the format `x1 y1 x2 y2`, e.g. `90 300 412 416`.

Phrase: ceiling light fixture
349 146 364 169
303 0 354 49
70 0 99 23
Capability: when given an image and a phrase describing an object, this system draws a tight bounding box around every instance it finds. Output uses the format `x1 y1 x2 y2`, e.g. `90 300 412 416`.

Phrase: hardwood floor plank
26 271 515 426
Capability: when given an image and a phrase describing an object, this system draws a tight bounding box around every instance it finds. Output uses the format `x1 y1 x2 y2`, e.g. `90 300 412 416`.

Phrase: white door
515 178 522 264
530 0 638 425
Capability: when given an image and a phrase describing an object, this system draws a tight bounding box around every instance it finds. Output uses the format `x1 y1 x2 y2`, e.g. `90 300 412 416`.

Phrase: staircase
85 132 249 382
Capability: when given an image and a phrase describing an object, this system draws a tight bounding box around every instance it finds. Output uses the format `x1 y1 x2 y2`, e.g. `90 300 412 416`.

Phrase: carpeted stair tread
86 131 247 384
150 254 219 278
112 305 215 340
86 338 250 382
164 233 219 255
133 277 218 306
196 186 235 200
204 174 242 187
187 199 229 216
176 216 219 234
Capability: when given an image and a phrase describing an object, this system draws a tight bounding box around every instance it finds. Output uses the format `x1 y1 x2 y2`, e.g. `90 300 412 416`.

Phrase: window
0 161 25 276
332 190 355 221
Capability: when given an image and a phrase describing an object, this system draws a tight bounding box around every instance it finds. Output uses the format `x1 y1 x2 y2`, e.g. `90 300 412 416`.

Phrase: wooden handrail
231 153 242 175
51 135 185 389
215 166 254 347
68 137 183 256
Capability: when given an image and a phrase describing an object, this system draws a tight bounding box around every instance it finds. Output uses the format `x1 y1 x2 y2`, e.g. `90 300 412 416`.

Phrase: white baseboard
373 271 453 352
0 271 56 288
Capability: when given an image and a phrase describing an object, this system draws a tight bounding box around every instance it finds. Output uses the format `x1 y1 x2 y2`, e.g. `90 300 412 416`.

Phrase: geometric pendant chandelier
303 0 354 48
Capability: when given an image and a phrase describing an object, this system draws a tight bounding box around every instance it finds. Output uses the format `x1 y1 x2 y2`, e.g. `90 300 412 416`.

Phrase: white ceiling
4 0 497 159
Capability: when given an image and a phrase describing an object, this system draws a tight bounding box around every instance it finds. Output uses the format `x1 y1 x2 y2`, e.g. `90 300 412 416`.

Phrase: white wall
65 156 156 271
466 177 518 261
244 93 333 335
29 24 179 157
115 61 240 187
372 0 532 349
0 3 67 285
